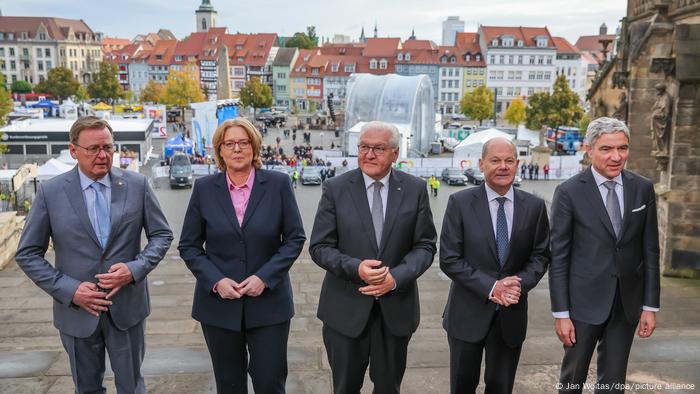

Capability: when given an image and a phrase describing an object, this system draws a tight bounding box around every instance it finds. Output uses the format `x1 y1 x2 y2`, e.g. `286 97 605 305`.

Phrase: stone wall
0 212 24 270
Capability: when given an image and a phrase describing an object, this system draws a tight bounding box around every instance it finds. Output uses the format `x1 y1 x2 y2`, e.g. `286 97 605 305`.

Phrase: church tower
196 0 217 33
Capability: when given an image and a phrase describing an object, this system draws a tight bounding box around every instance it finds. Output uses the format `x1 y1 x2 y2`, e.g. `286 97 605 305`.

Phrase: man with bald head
440 137 551 393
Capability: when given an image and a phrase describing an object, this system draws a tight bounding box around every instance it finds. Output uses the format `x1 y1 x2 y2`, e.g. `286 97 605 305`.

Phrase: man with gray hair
310 121 437 393
549 117 660 393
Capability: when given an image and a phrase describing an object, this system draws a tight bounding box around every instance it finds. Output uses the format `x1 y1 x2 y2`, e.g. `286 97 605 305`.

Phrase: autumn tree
75 85 90 102
140 80 164 103
0 73 12 153
11 80 32 94
526 75 583 131
460 85 494 125
88 63 124 102
239 77 273 114
34 67 80 102
161 68 205 107
504 97 526 126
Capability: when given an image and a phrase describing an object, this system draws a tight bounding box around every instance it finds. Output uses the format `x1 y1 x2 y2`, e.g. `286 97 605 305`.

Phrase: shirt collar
78 167 111 191
362 170 391 190
591 166 623 187
226 168 256 190
484 182 514 203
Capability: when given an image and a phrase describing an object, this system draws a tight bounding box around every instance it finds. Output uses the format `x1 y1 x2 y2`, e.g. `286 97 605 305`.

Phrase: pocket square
631 204 646 213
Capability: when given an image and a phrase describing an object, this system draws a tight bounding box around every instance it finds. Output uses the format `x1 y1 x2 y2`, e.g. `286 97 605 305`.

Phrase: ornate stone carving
612 71 629 89
651 83 673 167
650 57 676 77
596 97 608 118
613 91 629 123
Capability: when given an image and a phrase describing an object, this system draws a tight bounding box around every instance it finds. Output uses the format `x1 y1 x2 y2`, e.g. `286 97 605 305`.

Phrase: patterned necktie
603 180 622 237
495 197 509 267
371 181 384 248
90 182 111 248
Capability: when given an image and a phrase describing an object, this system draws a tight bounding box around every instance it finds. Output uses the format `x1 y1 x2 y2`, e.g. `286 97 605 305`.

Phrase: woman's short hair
212 118 263 172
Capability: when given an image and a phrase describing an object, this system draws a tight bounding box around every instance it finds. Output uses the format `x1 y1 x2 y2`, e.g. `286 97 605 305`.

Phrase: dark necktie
496 197 509 266
90 182 111 248
603 180 622 237
371 181 384 248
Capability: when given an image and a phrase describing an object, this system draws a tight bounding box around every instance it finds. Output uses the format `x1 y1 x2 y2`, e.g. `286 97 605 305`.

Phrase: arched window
202 18 207 31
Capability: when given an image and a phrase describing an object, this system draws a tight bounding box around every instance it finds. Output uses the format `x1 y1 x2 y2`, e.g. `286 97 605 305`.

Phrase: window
517 40 523 47
518 55 523 64
529 71 536 80
507 87 514 96
23 48 29 56
489 55 495 64
277 72 286 79
508 55 513 64
536 71 543 80
503 38 513 47
331 63 339 72
0 60 4 70
450 56 456 64
441 80 446 88
369 59 377 69
537 38 547 47
0 48 4 56
499 55 504 64
489 71 495 80
10 60 16 70
528 87 534 96
312 67 319 75
37 48 42 57
529 56 534 65
479 80 484 86
476 54 481 62
544 72 551 80
491 39 498 46
344 64 355 72
448 68 453 77
38 61 43 71
405 53 411 61
466 80 471 87
546 56 553 65
465 54 471 61
397 53 403 61
480 68 484 75
379 59 387 69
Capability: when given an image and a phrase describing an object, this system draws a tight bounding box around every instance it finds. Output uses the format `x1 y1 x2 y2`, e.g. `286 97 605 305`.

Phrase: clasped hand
358 259 395 298
215 275 266 299
490 276 522 307
95 262 133 299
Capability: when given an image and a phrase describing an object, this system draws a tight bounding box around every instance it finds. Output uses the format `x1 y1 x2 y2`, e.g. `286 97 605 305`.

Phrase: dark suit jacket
309 169 437 338
440 185 550 347
549 168 660 325
178 169 305 331
16 167 173 338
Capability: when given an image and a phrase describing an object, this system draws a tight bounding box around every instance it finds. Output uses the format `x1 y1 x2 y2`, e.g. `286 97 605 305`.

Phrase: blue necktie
496 197 509 267
90 182 111 248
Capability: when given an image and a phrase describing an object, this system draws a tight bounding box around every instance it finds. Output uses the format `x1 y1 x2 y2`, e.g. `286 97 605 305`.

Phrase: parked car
441 168 468 185
464 168 485 185
169 153 193 188
514 175 522 187
300 167 323 185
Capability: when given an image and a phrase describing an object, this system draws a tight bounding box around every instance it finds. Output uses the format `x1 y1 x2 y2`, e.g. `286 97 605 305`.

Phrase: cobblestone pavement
0 128 698 393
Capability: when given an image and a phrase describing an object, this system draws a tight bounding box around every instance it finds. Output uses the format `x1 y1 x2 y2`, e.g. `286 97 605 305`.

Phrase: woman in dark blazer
179 118 305 394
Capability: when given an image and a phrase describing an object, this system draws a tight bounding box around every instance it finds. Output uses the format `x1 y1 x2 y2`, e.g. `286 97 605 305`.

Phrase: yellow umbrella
93 102 112 110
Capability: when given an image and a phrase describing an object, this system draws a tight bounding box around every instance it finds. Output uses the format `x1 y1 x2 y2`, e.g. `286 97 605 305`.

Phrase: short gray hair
585 117 630 146
482 137 517 159
359 121 401 149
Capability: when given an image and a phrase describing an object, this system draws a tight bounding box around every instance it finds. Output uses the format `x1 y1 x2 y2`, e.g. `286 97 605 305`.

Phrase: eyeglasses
222 139 252 150
74 143 114 156
358 144 393 155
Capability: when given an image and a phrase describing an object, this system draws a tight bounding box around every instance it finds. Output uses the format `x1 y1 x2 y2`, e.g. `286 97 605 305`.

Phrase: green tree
460 85 494 125
75 85 90 102
526 75 583 131
306 26 319 46
285 32 315 49
11 80 32 94
504 97 526 126
139 80 164 104
579 113 591 137
309 100 317 114
88 63 124 102
0 73 12 154
161 67 205 107
34 67 80 102
239 77 273 114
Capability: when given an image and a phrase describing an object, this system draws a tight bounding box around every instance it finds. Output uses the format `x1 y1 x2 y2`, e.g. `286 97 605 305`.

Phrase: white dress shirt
552 168 658 319
484 183 515 298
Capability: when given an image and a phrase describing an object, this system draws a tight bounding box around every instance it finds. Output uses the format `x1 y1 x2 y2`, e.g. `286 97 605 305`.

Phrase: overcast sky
3 0 626 45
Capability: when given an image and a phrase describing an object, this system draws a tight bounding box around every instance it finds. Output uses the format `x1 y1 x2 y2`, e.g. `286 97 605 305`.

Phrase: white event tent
452 128 513 169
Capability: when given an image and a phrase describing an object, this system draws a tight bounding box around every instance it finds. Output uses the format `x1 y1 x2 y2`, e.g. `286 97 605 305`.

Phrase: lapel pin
397 187 401 191
118 181 124 186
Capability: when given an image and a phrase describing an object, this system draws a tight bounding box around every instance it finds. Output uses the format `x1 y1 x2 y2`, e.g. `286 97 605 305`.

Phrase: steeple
409 28 416 40
196 0 218 33
360 26 366 43
373 23 378 38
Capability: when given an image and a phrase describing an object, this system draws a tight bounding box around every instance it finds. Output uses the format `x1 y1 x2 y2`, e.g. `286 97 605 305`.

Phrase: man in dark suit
549 117 660 393
310 121 437 394
16 116 173 393
440 137 551 394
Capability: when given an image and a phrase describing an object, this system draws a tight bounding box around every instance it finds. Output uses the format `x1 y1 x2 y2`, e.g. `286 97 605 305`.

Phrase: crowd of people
519 161 551 180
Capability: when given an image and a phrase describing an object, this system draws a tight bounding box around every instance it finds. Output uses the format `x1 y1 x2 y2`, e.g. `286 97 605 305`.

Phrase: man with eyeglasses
16 116 173 393
310 121 437 393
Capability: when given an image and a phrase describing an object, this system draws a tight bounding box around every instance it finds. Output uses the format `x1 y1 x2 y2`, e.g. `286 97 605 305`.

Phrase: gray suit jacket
16 166 173 338
549 168 660 325
310 169 437 338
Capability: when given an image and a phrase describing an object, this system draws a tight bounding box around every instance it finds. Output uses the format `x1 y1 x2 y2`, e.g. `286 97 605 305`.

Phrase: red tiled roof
479 26 554 48
454 32 481 52
103 43 141 64
362 37 401 57
102 37 131 52
552 37 579 54
402 39 437 50
574 35 616 51
0 16 97 41
147 40 177 65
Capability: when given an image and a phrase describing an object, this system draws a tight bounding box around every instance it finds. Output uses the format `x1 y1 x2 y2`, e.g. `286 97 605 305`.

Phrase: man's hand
72 282 112 317
555 318 577 347
359 271 396 298
238 275 266 297
358 259 388 285
490 276 522 306
215 278 242 300
638 311 656 338
95 262 134 299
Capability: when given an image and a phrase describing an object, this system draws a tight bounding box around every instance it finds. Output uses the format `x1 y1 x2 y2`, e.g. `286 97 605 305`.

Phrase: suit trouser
322 301 411 394
201 321 290 394
558 287 637 394
447 312 522 394
59 312 146 394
